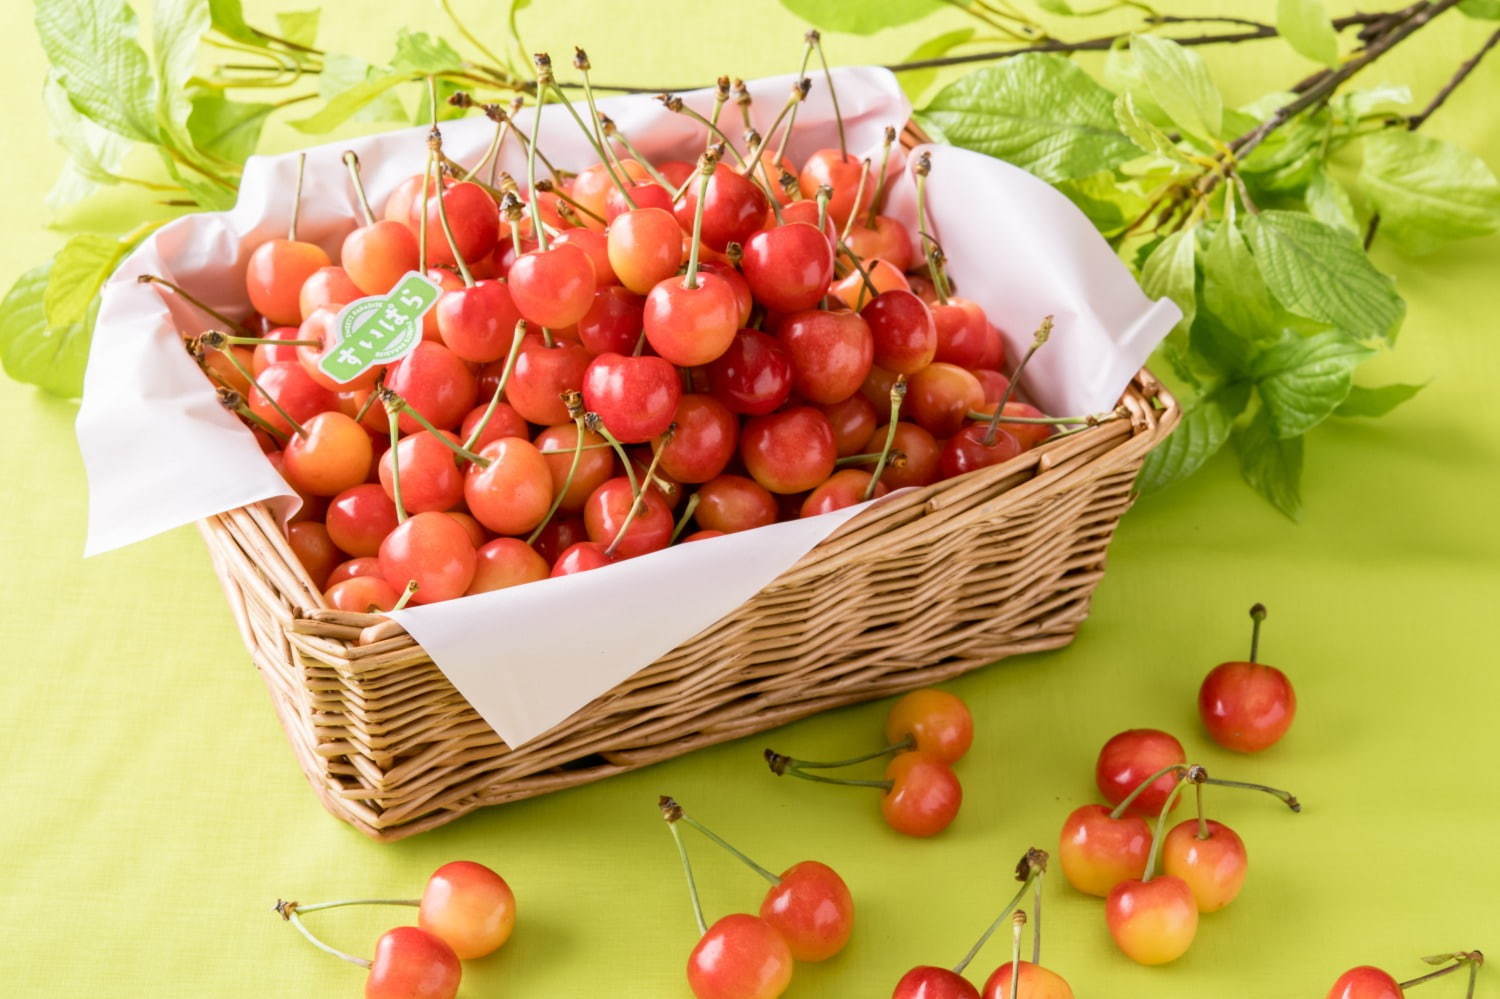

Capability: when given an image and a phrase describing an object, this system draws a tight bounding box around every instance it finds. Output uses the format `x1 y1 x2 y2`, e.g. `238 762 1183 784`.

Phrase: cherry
377 511 477 605
379 431 465 514
464 437 554 536
886 689 974 764
801 469 885 516
605 178 675 220
509 242 597 329
644 270 739 367
818 393 878 457
892 968 980 999
862 290 938 375
576 285 646 356
298 265 363 322
287 520 342 589
1105 875 1198 965
1161 818 1247 913
872 422 941 490
553 226 617 287
981 963 1074 999
459 400 529 451
247 238 332 327
325 575 400 613
694 475 778 534
1328 968 1405 999
406 177 500 269
583 478 673 559
778 308 874 405
686 914 793 999
507 334 592 426
364 926 461 999
572 159 653 222
909 364 986 438
741 222 835 313
467 537 550 594
327 556 384 587
446 511 487 548
531 515 587 565
657 394 737 484
974 324 1007 371
706 330 793 416
929 299 990 369
759 860 854 963
325 485 399 557
779 199 838 248
421 268 465 342
581 352 680 444
741 406 836 494
343 220 420 296
435 280 523 364
249 361 337 437
940 320 1051 478
282 412 374 497
266 451 326 524
1200 603 1297 753
1096 730 1187 819
972 370 1010 408
1057 805 1150 898
881 752 963 837
417 860 516 960
383 342 478 434
607 207 684 295
697 261 753 326
681 529 724 542
530 423 612 513
252 326 302 374
846 215 914 272
799 149 874 228
831 258 909 312
673 162 770 252
550 540 616 576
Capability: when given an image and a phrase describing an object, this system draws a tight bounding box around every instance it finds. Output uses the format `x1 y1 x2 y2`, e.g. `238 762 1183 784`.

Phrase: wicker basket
196 369 1177 840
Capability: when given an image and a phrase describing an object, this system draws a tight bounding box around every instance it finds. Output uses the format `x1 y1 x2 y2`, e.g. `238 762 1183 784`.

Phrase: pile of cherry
167 43 1073 611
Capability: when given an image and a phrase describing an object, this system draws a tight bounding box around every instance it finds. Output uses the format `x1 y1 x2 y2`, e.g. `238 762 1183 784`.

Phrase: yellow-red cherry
695 475 778 534
885 688 974 764
247 237 331 327
1200 604 1296 753
981 962 1075 999
326 484 398 557
881 751 963 837
325 575 400 612
377 511 476 605
758 861 854 963
891 967 981 999
1161 819 1248 913
464 437 553 537
282 411 373 497
342 218 419 296
467 538 550 595
741 406 837 495
417 860 516 960
686 913 793 999
1057 804 1150 898
1327 967 1404 999
1105 875 1199 965
1096 729 1187 818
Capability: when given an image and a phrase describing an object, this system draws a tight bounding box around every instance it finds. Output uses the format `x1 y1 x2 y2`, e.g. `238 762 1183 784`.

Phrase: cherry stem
138 275 247 335
1007 910 1026 999
391 580 418 611
748 78 810 172
661 97 748 168
1108 763 1188 821
984 317 1051 447
663 811 709 937
708 76 730 145
664 797 782 886
547 82 636 210
527 58 551 251
381 389 489 466
590 419 639 496
462 322 527 452
600 117 673 190
808 31 846 159
387 410 407 523
353 378 383 423
222 334 319 347
1400 952 1485 992
839 159 871 244
217 388 288 443
867 125 897 228
1031 872 1043 967
951 861 1040 976
777 766 891 790
275 901 371 970
204 335 307 437
1143 775 1190 882
865 377 907 500
837 449 906 467
288 153 307 242
606 427 672 558
461 108 509 184
427 131 474 287
284 898 420 914
773 736 914 770
836 241 879 305
913 153 952 305
1248 602 1267 663
571 50 638 208
1201 775 1301 812
417 148 434 272
341 151 375 226
526 415 587 545
534 179 608 226
1196 778 1209 840
815 185 832 235
683 151 718 290
670 493 701 544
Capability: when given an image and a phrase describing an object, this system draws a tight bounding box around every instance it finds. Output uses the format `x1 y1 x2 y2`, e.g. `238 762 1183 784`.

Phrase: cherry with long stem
527 407 588 545
462 321 529 451
598 114 673 190
572 48 638 204
664 803 709 936
982 318 1051 447
838 159 871 245
657 95 749 168
670 493 701 544
604 426 673 558
913 152 952 305
661 796 781 885
866 126 898 228
138 274 248 334
865 377 907 500
275 900 375 970
766 736 914 772
198 331 306 436
527 56 552 250
342 151 377 225
746 77 811 172
587 414 639 497
428 129 475 287
763 747 891 790
807 30 846 159
380 388 489 467
682 149 719 290
545 58 635 208
950 849 1047 978
1399 952 1485 995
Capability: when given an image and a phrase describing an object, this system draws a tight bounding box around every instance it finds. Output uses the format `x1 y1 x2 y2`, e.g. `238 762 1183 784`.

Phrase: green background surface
2 2 1497 995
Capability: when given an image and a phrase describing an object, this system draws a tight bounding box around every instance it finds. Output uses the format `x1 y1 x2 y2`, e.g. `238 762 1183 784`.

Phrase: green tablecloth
2 1 1497 994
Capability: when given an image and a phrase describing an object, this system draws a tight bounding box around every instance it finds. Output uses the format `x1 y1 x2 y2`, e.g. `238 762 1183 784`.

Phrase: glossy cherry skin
377 511 477 605
832 258 910 312
325 484 399 557
706 330 794 416
846 215 914 272
406 177 500 269
1199 660 1297 753
550 540 616 576
885 689 973 763
435 279 523 364
862 290 938 375
553 226 616 287
882 751 963 837
818 394 878 457
1105 875 1199 965
327 556 384 587
801 469 885 516
644 271 740 367
459 400 529 452
674 163 771 252
384 342 478 434
418 860 517 960
779 309 874 405
608 207 684 295
379 431 465 514
507 335 591 426
583 479 673 559
981 963 1074 999
1096 729 1187 819
249 361 337 438
698 260 753 326
287 521 341 589
325 575 400 612
741 222 835 313
872 422 942 490
446 511 487 548
741 406 837 495
281 412 373 497
1326 967 1404 999
606 179 675 220
342 219 420 296
531 515 587 566
931 299 991 369
1057 804 1151 898
799 149 875 228
572 159 652 222
246 238 331 326
577 285 646 356
582 352 681 444
759 860 854 963
972 370 1010 407
467 537 550 594
464 438 554 536
252 325 301 375
686 912 793 999
364 925 461 999
298 265 362 322
695 475 778 533
421 268 465 341
533 423 615 512
990 402 1053 451
657 394 737 484
508 243 597 329
909 364 986 438
1161 819 1248 913
937 424 1022 480
891 967 981 999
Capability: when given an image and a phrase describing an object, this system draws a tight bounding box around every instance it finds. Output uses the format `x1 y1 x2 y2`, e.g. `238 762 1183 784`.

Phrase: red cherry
553 226 617 287
862 290 938 375
532 515 588 565
881 751 963 837
249 361 337 437
421 267 465 342
741 222 835 313
778 199 838 249
885 689 973 764
759 861 854 963
508 243 597 329
379 431 464 513
459 400 529 451
342 219 420 296
327 556 384 587
937 423 1022 480
741 406 836 494
686 913 793 999
980 963 1074 999
831 258 909 311
674 163 770 251
384 342 478 434
507 334 592 426
872 422 942 490
282 412 373 497
298 265 362 322
972 370 1010 407
572 160 651 222
606 179 675 220
581 352 681 444
778 309 874 405
1161 819 1248 912
697 260 753 326
695 475 778 533
644 271 740 367
550 540 616 576
252 325 302 375
891 967 981 999
1105 875 1199 965
583 478 673 559
464 438 554 536
326 484 398 557
1327 967 1404 999
247 238 331 326
1096 730 1187 818
706 330 793 416
1199 604 1296 752
931 299 991 369
534 422 615 512
608 207 685 295
818 394 878 457
909 364 986 438
576 285 647 356
990 402 1053 450
364 925 461 999
287 521 341 589
377 511 477 605
435 279 523 363
974 323 1007 370
446 511 487 548
798 149 875 228
846 215 914 271
407 178 499 269
325 575 400 612
800 468 885 516
418 860 516 960
467 537 550 594
657 394 737 484
1057 805 1151 898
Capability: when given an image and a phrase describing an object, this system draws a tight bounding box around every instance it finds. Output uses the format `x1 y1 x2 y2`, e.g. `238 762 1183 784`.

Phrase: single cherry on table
1199 603 1298 753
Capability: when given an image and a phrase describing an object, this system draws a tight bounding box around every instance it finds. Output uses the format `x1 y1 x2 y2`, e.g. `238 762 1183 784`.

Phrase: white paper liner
78 66 1179 748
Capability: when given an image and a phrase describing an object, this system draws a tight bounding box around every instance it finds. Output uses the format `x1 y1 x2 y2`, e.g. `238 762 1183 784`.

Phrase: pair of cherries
765 688 972 837
277 860 515 999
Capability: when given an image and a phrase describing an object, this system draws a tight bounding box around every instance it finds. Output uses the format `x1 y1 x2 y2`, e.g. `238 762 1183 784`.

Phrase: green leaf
1035 0 1079 12
207 0 258 43
391 28 464 74
1252 330 1374 438
1238 109 1330 192
187 94 273 164
1052 172 1148 236
1138 382 1250 492
1276 0 1339 67
44 234 126 328
42 71 132 210
275 8 320 47
1335 382 1424 417
1359 129 1500 255
35 0 159 142
1246 210 1404 342
1129 34 1223 140
776 0 941 34
151 0 212 150
1337 83 1411 120
1459 0 1500 18
1201 219 1284 346
1114 92 1186 162
1305 167 1360 234
1103 38 1171 131
899 27 976 102
316 54 408 125
1234 407 1303 519
918 55 1137 182
1138 228 1197 336
294 68 413 133
0 264 94 399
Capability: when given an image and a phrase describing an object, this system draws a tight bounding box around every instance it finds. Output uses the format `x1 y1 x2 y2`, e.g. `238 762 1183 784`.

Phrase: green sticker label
317 271 443 384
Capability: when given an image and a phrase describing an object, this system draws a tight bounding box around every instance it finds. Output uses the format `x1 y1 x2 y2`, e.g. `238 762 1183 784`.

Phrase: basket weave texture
197 370 1178 840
